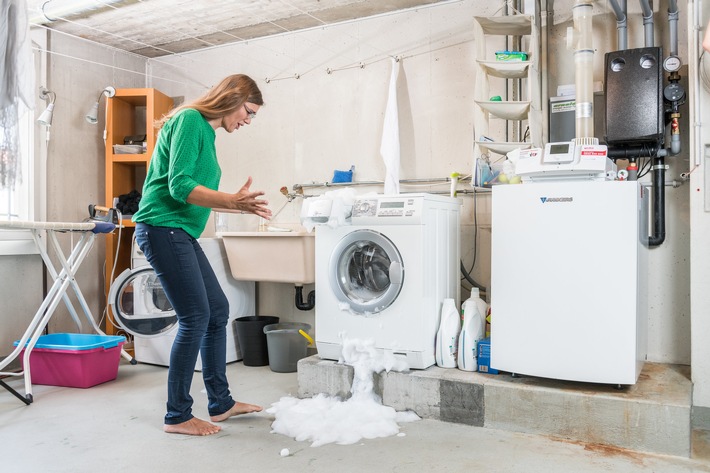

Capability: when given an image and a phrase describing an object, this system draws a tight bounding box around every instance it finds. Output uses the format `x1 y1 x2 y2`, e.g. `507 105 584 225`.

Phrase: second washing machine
108 237 254 370
315 193 461 369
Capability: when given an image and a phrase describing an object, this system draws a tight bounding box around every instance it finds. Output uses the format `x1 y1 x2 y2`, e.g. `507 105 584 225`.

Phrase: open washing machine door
108 266 177 338
329 228 404 315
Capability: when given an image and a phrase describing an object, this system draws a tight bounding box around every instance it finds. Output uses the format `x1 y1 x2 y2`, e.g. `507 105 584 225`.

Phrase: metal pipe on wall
608 0 629 50
668 0 680 57
639 0 655 47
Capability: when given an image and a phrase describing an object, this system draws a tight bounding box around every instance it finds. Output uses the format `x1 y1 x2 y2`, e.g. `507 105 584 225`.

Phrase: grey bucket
263 323 312 373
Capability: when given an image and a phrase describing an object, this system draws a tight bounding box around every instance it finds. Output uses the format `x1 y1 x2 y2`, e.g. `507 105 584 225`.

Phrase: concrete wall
0 32 145 355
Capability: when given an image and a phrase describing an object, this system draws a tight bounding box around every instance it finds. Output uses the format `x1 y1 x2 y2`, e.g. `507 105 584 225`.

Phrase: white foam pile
267 338 420 447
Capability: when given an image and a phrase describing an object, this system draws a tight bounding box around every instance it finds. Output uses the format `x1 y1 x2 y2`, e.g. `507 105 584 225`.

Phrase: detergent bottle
435 298 460 368
457 288 488 371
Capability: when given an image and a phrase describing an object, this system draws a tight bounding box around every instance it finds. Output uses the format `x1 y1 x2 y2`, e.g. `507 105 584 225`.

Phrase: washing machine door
108 266 177 337
329 229 404 315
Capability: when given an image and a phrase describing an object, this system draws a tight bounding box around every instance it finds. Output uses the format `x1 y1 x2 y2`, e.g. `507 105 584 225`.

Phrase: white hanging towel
380 57 401 195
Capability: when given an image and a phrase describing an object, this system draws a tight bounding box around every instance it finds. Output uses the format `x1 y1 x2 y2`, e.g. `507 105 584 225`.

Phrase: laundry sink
219 228 315 284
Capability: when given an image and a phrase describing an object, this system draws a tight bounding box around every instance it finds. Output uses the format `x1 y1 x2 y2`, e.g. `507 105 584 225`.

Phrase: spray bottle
457 288 488 371
435 298 460 368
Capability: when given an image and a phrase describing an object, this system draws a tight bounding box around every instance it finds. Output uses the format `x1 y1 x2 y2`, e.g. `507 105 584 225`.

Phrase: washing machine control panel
352 197 423 223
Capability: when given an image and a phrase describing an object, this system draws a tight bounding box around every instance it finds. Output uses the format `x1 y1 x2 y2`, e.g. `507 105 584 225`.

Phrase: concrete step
297 357 693 458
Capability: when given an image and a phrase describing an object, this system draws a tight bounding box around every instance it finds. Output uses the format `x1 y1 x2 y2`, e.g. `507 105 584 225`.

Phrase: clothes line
262 34 473 83
31 46 198 88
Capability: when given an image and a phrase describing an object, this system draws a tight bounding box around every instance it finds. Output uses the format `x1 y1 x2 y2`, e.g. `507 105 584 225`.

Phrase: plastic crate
13 334 126 388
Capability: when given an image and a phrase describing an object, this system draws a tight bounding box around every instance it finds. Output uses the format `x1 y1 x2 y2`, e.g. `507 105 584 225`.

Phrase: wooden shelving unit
104 88 173 335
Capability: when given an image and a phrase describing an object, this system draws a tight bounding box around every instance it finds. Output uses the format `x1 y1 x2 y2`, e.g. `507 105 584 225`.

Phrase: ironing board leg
35 231 84 331
0 230 103 403
22 232 98 399
0 378 32 405
46 231 136 365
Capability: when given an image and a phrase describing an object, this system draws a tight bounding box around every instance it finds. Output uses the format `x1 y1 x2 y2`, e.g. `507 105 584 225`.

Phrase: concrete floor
1 360 709 473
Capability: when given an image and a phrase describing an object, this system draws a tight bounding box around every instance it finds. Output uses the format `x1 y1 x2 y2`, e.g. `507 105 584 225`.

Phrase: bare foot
210 401 263 422
163 417 221 436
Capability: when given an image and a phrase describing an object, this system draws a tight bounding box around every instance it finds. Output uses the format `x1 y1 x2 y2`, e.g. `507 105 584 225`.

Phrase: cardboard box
477 337 499 374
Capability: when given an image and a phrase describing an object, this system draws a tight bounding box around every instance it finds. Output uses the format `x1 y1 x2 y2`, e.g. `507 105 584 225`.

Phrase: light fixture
37 86 56 127
85 86 116 124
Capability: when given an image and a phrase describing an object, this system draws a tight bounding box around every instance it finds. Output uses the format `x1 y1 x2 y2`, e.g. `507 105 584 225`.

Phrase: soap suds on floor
267 338 420 447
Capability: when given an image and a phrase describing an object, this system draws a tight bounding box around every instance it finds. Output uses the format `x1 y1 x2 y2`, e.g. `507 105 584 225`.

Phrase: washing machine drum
108 266 177 337
330 229 404 315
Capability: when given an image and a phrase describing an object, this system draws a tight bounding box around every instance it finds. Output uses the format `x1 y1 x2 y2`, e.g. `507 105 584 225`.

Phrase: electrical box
604 47 664 146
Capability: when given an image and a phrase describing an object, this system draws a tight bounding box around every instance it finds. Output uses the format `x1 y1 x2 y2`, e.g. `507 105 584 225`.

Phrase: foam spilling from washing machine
266 338 419 447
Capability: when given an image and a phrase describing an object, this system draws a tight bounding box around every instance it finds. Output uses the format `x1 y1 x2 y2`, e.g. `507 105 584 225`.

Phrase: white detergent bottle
457 288 488 371
435 298 460 368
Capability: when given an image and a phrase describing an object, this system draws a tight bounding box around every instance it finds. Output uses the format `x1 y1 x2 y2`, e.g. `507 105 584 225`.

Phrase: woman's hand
188 177 273 219
230 176 272 219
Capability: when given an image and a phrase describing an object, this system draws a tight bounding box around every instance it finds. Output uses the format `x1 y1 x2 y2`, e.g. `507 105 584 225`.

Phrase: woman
132 74 272 436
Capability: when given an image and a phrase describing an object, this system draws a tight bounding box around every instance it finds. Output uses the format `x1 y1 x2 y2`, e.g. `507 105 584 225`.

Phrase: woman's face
221 102 260 133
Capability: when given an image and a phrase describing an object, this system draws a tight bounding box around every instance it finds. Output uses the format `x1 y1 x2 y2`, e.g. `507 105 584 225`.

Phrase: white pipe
567 1 595 141
29 0 123 25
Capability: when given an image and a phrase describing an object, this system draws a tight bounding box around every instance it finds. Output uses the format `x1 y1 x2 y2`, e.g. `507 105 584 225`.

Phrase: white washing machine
108 237 255 370
315 193 461 369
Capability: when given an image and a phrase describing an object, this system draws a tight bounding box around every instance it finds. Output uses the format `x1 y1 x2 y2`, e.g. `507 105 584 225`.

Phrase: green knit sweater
132 108 221 239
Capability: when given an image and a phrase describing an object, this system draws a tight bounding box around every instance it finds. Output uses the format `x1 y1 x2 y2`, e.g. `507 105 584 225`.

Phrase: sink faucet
280 186 303 202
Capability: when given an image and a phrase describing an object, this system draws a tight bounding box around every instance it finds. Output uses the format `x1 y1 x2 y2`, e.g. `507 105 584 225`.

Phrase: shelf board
474 15 532 36
475 100 531 121
111 153 149 163
476 141 532 155
477 60 531 79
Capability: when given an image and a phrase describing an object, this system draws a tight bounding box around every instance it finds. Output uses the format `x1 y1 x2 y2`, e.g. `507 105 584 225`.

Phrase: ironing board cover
0 220 115 233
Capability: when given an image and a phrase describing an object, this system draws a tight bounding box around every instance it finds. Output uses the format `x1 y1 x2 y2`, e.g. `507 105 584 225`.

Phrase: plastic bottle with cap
457 288 488 372
435 298 460 368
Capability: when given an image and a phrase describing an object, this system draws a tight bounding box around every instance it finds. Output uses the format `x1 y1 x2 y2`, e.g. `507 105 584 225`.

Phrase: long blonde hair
156 74 264 129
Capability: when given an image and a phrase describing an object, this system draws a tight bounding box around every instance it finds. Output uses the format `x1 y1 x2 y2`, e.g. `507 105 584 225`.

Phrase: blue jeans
135 222 235 424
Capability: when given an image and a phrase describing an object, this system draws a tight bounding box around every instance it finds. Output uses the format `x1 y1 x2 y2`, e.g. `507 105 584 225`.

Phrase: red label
581 150 606 156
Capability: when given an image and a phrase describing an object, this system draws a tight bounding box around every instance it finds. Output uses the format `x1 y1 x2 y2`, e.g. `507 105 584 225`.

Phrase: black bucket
234 316 279 366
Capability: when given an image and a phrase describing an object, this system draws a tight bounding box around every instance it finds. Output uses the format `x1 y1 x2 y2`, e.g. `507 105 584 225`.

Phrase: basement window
0 106 37 255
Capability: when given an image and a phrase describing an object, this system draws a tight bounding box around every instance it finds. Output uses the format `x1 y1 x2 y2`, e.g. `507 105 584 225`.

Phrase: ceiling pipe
29 0 123 25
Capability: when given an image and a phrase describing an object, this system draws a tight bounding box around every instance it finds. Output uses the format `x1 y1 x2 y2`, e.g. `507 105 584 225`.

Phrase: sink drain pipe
295 286 315 311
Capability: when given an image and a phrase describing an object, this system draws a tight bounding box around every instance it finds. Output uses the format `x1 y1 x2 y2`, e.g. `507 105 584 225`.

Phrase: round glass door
108 266 177 337
329 229 404 315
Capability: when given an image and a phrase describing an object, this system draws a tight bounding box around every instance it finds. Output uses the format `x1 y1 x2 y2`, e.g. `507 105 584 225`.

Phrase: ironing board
0 220 133 404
